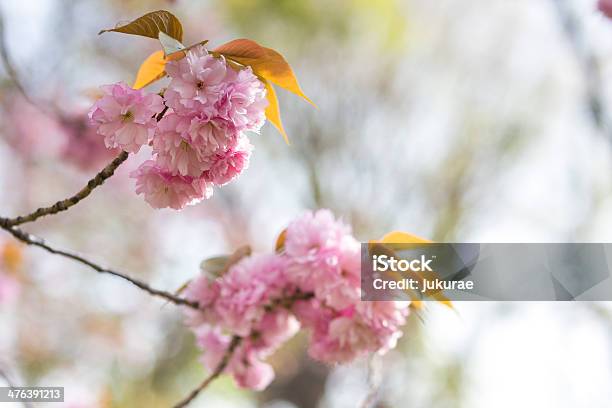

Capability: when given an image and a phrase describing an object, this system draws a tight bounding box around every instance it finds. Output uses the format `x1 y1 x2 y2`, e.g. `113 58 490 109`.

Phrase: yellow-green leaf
263 80 289 144
99 10 183 42
133 50 166 89
214 39 314 107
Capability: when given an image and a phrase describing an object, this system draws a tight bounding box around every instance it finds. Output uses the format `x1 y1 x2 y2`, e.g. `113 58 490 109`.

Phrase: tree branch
0 151 129 228
173 336 242 408
552 0 612 143
0 224 199 309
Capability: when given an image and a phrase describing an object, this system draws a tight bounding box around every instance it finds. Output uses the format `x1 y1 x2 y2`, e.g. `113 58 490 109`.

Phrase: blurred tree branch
553 0 612 143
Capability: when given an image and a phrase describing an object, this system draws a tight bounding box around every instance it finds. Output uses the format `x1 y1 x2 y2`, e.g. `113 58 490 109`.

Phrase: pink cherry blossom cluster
88 46 267 209
184 210 409 390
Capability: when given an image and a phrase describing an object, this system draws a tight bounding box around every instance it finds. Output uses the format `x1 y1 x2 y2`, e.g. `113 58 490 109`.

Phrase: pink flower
195 325 232 370
251 310 300 351
205 137 253 186
599 0 612 18
284 210 351 265
356 301 409 353
165 46 227 115
187 115 240 154
184 276 220 326
183 209 412 390
304 302 408 364
152 114 211 177
215 67 268 132
229 348 275 390
58 112 120 171
214 254 289 336
130 160 212 210
284 210 361 309
88 82 163 153
195 326 275 391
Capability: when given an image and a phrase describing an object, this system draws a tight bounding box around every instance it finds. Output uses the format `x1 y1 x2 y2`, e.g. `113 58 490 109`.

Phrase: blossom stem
173 335 242 408
156 105 169 121
0 151 129 228
0 224 199 309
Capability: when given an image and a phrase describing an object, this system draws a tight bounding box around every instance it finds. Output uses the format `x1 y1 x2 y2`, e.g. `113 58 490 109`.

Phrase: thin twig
0 225 199 309
173 336 242 408
0 151 129 228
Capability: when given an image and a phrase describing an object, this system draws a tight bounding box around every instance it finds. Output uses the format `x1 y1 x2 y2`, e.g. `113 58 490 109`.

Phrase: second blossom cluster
88 46 268 210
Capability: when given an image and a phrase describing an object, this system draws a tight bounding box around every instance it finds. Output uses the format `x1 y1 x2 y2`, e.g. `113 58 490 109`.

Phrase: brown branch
173 336 242 408
0 225 199 309
0 151 129 228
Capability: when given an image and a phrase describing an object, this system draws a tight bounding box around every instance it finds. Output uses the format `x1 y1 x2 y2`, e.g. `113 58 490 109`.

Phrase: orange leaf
133 50 167 89
214 39 315 107
275 228 287 252
264 80 289 144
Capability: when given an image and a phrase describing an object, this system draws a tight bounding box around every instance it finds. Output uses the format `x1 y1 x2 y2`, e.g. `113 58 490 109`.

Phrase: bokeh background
1 0 612 407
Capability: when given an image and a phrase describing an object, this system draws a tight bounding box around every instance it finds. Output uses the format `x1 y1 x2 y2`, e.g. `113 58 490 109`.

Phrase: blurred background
1 0 612 406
